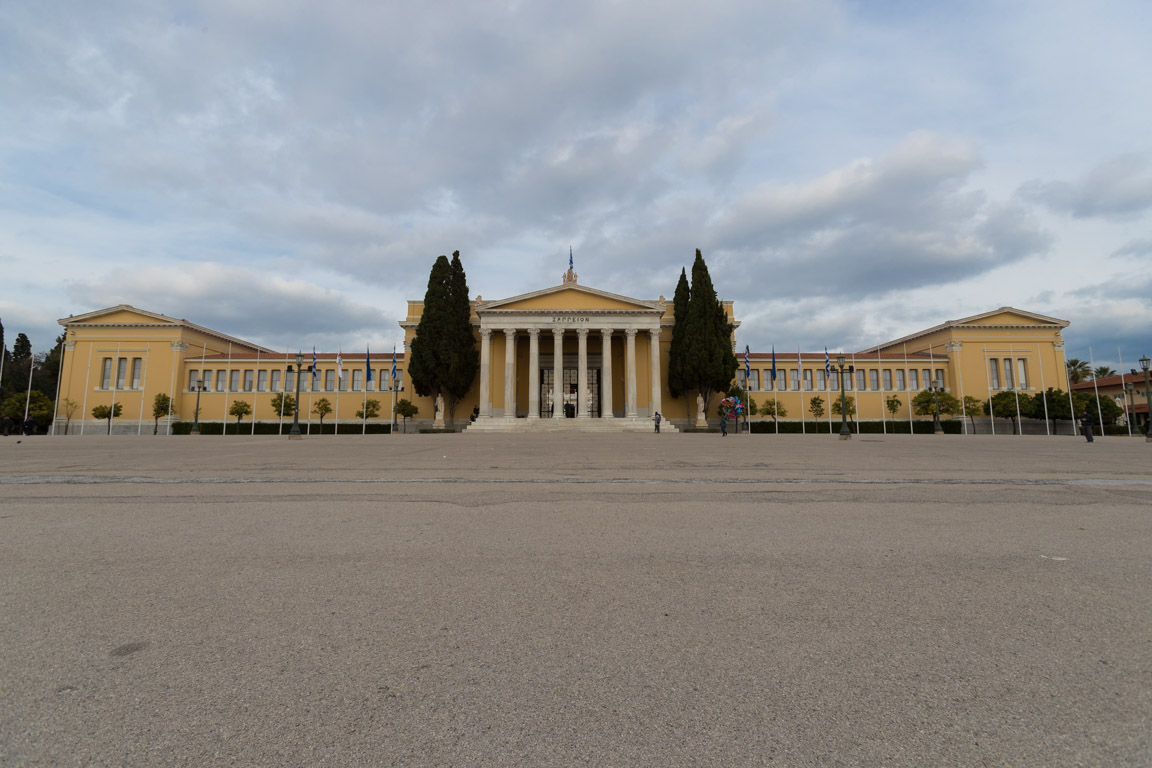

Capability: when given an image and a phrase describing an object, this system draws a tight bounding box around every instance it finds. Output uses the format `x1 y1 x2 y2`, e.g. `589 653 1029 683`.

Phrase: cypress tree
682 249 736 419
443 251 479 426
408 255 455 414
667 267 690 408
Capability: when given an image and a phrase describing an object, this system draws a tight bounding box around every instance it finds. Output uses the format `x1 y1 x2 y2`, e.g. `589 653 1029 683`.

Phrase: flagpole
1089 346 1104 435
252 347 261 436
362 347 370 436
985 345 996 436
879 352 887 435
51 335 65 435
904 343 913 434
108 342 120 436
1010 344 1022 434
136 345 149 435
1038 345 1049 435
771 345 778 434
850 352 858 433
279 346 289 435
798 345 805 435
1064 351 1077 437
955 342 968 436
80 343 93 435
166 338 177 435
22 342 35 426
824 347 832 434
929 344 937 435
335 348 342 436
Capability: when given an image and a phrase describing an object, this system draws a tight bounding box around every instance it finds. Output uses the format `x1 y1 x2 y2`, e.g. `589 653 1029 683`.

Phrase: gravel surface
1 433 1150 767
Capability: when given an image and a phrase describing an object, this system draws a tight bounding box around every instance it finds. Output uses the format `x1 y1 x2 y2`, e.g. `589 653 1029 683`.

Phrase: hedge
749 419 963 434
171 421 392 435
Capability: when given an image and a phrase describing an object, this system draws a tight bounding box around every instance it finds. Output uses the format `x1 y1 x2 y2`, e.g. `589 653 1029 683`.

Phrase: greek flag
311 347 318 385
744 344 750 379
391 346 397 386
825 347 831 377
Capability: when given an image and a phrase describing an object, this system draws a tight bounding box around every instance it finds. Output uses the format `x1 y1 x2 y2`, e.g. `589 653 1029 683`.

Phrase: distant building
54 272 1074 433
1072 372 1150 432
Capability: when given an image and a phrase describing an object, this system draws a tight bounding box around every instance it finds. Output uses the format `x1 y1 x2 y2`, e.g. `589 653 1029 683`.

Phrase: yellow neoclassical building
53 269 1073 434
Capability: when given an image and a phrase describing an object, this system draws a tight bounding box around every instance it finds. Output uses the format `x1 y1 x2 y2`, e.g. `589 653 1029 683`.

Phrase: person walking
720 412 728 437
2 415 13 437
653 411 661 433
1079 409 1095 443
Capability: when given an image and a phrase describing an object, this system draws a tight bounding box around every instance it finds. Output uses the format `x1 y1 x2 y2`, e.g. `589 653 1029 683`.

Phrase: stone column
600 329 614 418
625 329 638 418
503 328 517 419
527 329 540 420
479 329 492 418
649 326 662 417
552 328 564 419
577 328 589 419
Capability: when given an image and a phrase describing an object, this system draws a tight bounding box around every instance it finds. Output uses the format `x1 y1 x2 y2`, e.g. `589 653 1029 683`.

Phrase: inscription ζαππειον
552 316 589 323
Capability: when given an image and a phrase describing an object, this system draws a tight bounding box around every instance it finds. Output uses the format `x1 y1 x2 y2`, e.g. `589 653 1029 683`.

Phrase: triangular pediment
955 307 1069 328
61 305 185 327
478 284 663 313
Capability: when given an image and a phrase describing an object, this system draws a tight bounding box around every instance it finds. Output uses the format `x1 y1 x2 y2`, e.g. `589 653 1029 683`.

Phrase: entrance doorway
541 368 600 417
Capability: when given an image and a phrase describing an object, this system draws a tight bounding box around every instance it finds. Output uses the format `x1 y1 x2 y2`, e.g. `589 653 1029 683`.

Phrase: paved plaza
1 432 1150 767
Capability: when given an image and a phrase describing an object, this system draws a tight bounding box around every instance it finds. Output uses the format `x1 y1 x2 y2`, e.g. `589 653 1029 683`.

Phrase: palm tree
1066 358 1091 384
1092 365 1116 380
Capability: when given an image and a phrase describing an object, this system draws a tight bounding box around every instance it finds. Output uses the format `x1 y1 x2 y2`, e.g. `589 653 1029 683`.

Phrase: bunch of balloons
720 396 743 420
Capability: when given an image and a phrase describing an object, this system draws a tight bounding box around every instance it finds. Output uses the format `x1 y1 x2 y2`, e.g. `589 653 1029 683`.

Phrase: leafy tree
91 402 123 434
60 397 80 435
759 400 786 421
680 249 737 419
1066 358 1090 384
885 394 902 417
312 397 332 427
270 393 296 419
2 391 53 425
355 399 381 419
152 393 173 435
831 395 856 421
1092 365 1116 380
395 398 419 432
409 252 478 428
229 400 252 430
984 390 1034 434
12 333 31 363
809 396 825 420
912 389 960 417
667 267 691 411
962 396 983 433
1073 390 1123 426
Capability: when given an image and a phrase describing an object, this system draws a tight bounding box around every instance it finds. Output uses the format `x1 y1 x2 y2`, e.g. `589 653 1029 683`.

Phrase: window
339 370 348 392
869 370 879 391
923 369 932 388
989 359 1000 389
790 369 800 391
244 370 254 392
748 370 759 391
258 370 268 392
102 358 113 389
1002 359 1013 389
909 369 919 390
325 370 335 391
285 370 295 392
896 369 906 390
856 370 866 390
352 369 363 391
803 370 813 391
230 370 241 391
816 370 826 390
829 370 839 391
188 370 200 390
270 370 281 391
737 370 747 389
935 369 946 389
131 358 142 389
215 370 226 391
883 370 893 390
116 358 127 389
1017 359 1028 389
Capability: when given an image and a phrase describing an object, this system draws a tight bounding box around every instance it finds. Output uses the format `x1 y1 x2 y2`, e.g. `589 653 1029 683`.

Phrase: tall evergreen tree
443 252 479 426
12 333 32 362
681 249 737 419
667 267 691 410
408 251 478 427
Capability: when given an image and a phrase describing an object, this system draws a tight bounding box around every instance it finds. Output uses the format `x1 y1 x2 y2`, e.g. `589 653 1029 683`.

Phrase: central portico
462 267 674 431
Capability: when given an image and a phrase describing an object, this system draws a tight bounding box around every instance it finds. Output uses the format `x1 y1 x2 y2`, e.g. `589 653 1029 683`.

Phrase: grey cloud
1018 154 1152 219
1111 237 1152 259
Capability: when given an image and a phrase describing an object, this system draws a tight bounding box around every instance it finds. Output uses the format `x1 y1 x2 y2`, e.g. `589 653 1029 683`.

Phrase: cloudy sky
2 0 1150 370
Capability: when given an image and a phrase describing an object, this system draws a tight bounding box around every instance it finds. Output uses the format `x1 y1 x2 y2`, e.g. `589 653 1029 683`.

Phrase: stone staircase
463 417 678 433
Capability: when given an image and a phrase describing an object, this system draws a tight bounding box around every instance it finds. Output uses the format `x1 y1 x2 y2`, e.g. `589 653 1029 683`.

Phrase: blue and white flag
365 346 373 383
825 347 831 377
569 247 574 271
311 346 318 385
744 345 750 379
391 345 397 384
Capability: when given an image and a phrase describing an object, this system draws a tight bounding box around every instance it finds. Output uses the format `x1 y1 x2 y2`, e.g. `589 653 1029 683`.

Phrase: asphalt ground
1 432 1150 767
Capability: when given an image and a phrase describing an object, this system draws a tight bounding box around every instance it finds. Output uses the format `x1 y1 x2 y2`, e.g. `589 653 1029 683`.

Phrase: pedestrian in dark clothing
720 413 728 437
23 417 37 436
2 416 13 437
1079 410 1095 443
653 411 661 433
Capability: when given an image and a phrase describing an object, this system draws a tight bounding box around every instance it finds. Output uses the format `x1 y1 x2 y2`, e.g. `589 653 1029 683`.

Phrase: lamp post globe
836 354 851 440
288 351 306 440
1140 355 1151 442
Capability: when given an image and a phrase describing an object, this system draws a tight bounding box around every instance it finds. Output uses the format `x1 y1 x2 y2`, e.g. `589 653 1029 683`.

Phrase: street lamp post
931 379 944 434
835 355 851 440
1140 355 1151 442
189 381 208 435
288 352 310 440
